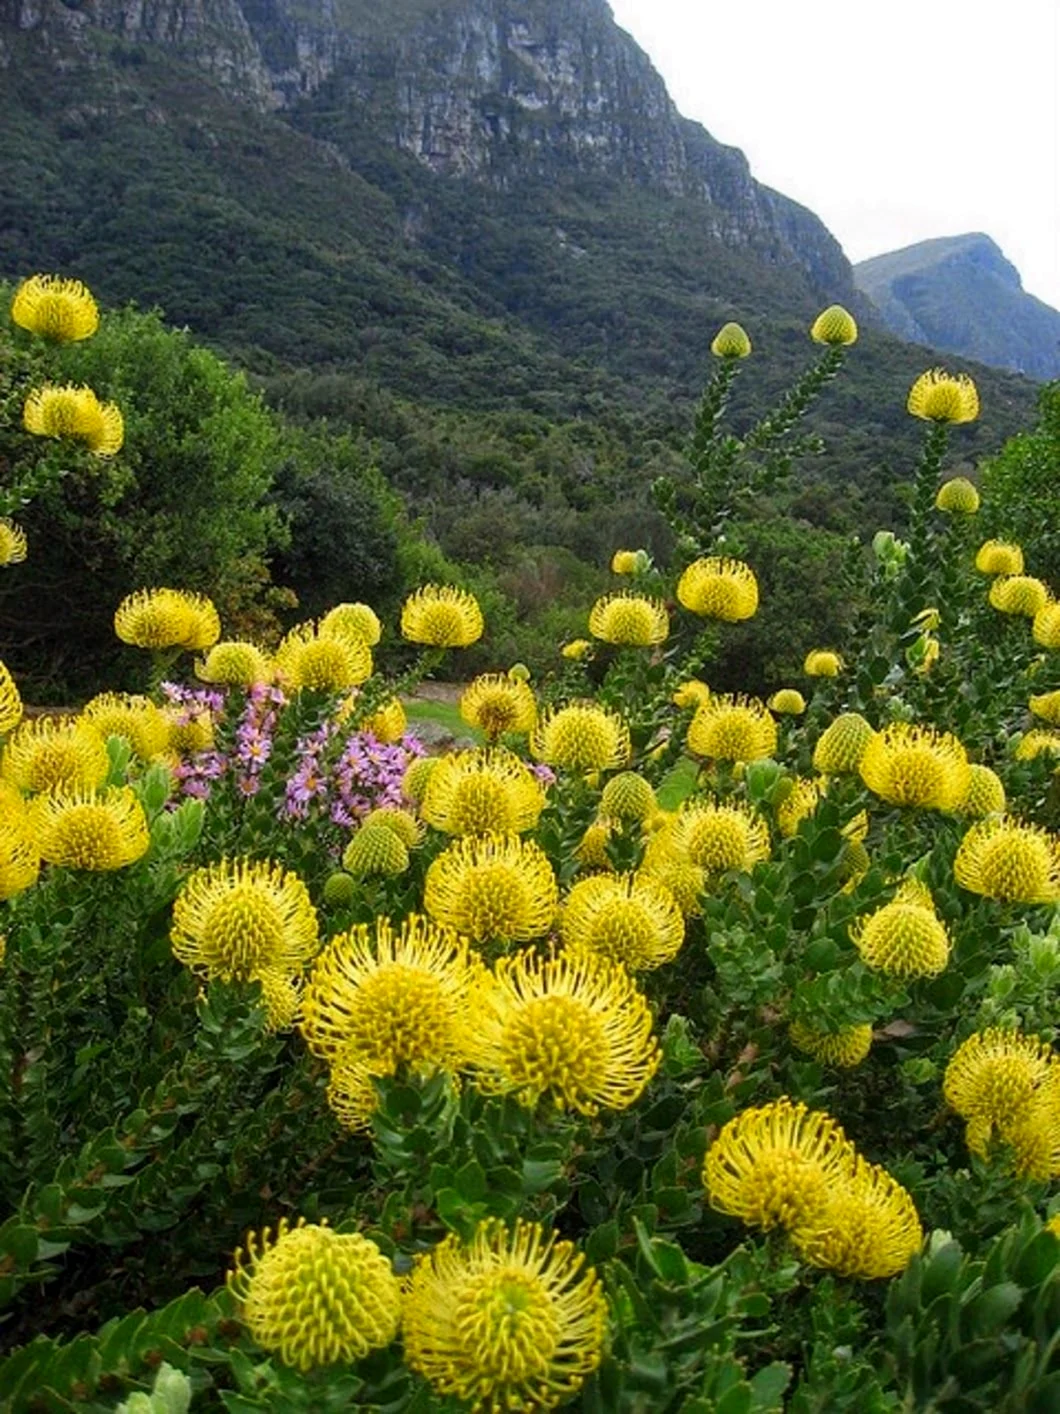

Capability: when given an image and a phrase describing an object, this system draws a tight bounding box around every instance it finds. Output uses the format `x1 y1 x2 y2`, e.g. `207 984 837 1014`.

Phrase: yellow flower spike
402 756 438 805
1 715 110 795
1034 602 1060 649
421 749 545 836
560 872 685 971
711 321 753 358
599 771 656 824
907 369 980 424
1014 730 1060 763
0 661 22 737
361 697 407 744
274 621 372 693
561 639 593 662
672 678 711 709
676 557 759 621
810 306 858 346
403 1219 607 1412
686 693 777 764
29 786 149 872
954 815 1060 903
959 763 1006 817
789 1020 873 1068
228 1218 402 1372
23 383 123 456
401 584 484 648
804 649 843 677
976 540 1025 576
360 806 424 848
82 692 170 762
424 834 558 944
768 688 806 715
944 1028 1055 1158
318 601 382 647
776 778 824 839
0 817 40 899
859 723 971 810
0 521 27 567
935 477 980 514
588 591 669 647
792 1157 922 1280
849 881 951 978
669 799 771 876
610 549 640 574
989 575 1050 618
342 824 409 880
170 857 319 1028
460 673 537 738
531 701 631 773
703 1097 858 1233
470 949 659 1114
196 640 273 686
1030 690 1060 725
11 274 100 342
812 712 877 775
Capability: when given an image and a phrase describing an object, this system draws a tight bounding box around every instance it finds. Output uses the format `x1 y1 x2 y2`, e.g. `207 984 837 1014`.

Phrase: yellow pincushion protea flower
561 639 593 662
804 649 843 677
361 697 407 744
23 383 123 456
686 694 778 763
275 622 372 693
792 1157 922 1280
776 778 824 838
576 817 615 872
1030 690 1060 725
703 1097 857 1233
470 949 659 1114
82 692 170 762
361 806 424 848
768 688 806 715
560 871 684 971
789 1020 872 1068
907 369 980 424
114 588 218 652
935 477 980 514
989 575 1050 618
403 1219 607 1413
531 701 631 773
959 763 1006 817
1034 603 1060 649
421 749 545 837
1 716 109 795
164 705 214 757
677 557 759 621
425 834 558 944
673 678 711 709
588 591 669 646
29 786 149 871
849 880 951 977
0 663 21 738
1002 1069 1060 1180
228 1218 402 1372
711 321 753 357
610 549 640 574
196 640 272 686
460 673 537 738
944 1028 1055 1159
342 824 409 880
170 857 319 1029
859 723 971 810
402 756 438 805
1014 729 1060 762
599 771 655 823
669 799 771 876
813 712 876 776
11 274 100 342
0 521 27 567
318 601 382 646
0 818 40 900
810 305 858 346
954 816 1060 903
401 585 484 648
976 540 1024 576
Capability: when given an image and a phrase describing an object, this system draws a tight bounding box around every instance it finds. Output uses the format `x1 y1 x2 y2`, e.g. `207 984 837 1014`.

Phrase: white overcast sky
608 0 1060 310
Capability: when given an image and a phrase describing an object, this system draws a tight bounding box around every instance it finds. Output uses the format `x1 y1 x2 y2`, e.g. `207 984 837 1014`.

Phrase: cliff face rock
855 234 1060 381
4 0 859 303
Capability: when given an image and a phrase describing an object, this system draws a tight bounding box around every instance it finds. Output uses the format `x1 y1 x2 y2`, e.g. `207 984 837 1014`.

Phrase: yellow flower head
686 693 778 763
907 369 980 424
342 824 410 880
531 702 631 773
401 585 484 648
1014 729 1060 763
810 305 858 346
560 872 684 971
29 786 149 872
360 806 424 848
228 1218 401 1372
959 763 1006 817
789 1020 873 1068
976 540 1024 576
165 705 214 756
421 749 545 836
703 1097 857 1232
639 830 706 916
944 1028 1055 1158
114 588 218 652
776 777 824 839
575 817 615 872
361 697 407 744
711 321 753 357
672 678 711 710
82 692 170 762
954 816 1060 903
1003 1070 1060 1180
470 949 659 1114
793 1157 922 1280
0 521 27 568
460 674 537 738
850 880 951 977
403 1219 607 1412
990 575 1050 618
196 641 272 686
0 817 40 900
11 274 99 342
1 716 109 794
23 383 123 456
812 712 877 775
588 591 669 646
935 477 980 514
1030 690 1060 725
1034 603 1060 649
424 834 558 943
275 622 372 693
804 649 843 677
561 639 593 662
669 799 771 876
768 688 806 715
170 858 319 1028
677 557 759 621
599 771 656 823
0 661 22 737
318 601 382 647
610 549 640 574
402 756 439 805
859 723 971 810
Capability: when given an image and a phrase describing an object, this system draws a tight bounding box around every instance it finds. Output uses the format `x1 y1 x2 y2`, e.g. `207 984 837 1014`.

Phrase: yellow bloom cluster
460 672 537 738
945 1029 1060 1177
24 383 124 457
850 879 951 978
686 693 777 764
114 588 220 652
677 557 758 621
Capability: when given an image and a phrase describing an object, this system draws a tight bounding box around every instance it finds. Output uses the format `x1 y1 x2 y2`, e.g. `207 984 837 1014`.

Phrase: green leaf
454 1159 486 1203
964 1281 1023 1336
748 1361 791 1409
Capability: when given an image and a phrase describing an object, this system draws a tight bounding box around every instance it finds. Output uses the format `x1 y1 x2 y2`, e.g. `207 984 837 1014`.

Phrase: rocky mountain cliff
855 234 1060 381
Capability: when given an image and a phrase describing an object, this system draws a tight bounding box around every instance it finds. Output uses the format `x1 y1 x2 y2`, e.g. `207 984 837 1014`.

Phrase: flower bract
813 712 876 775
